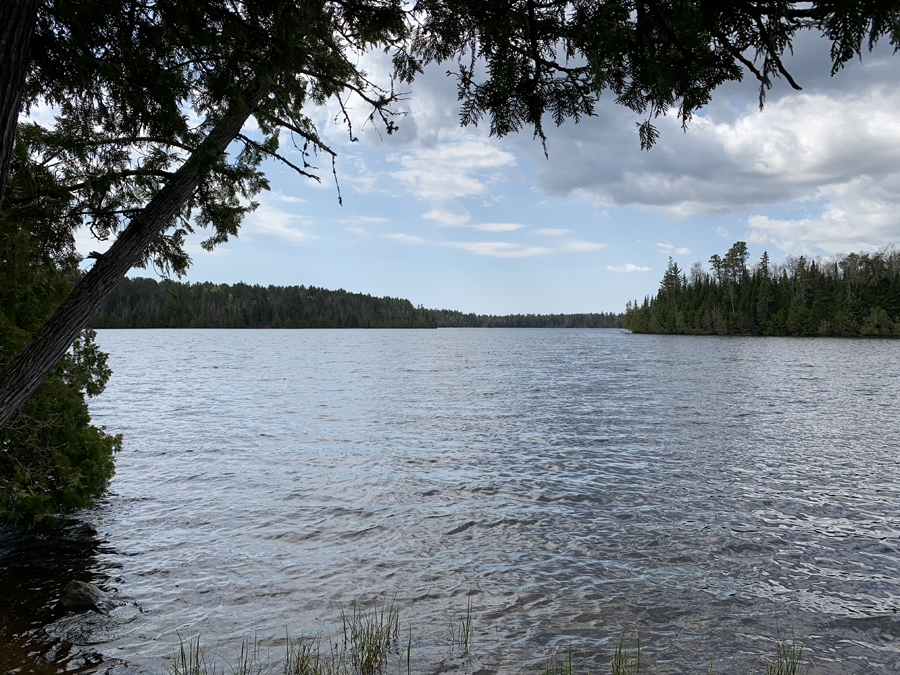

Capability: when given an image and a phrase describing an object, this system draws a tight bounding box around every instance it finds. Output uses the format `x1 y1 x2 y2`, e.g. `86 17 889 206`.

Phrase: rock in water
59 580 114 614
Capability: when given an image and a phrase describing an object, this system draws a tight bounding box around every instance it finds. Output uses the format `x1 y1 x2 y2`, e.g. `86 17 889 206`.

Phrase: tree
0 0 413 427
723 241 749 318
626 242 900 337
1 132 120 525
2 0 900 427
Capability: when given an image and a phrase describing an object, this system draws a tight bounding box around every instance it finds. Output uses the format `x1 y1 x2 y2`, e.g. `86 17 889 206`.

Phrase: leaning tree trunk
0 84 269 429
0 0 41 208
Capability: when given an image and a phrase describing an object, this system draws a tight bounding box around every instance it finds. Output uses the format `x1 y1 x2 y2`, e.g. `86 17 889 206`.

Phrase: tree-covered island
625 242 900 337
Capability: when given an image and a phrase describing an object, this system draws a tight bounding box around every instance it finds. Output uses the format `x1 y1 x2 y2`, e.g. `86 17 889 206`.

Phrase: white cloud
450 241 553 258
340 216 390 225
715 226 730 238
344 155 380 194
745 174 900 255
390 138 515 201
382 231 603 258
337 215 390 226
608 264 652 273
269 191 306 204
388 135 517 228
656 242 692 255
384 232 427 244
346 226 368 235
242 204 315 244
532 228 572 236
513 75 900 253
422 202 471 227
530 88 900 217
473 222 524 232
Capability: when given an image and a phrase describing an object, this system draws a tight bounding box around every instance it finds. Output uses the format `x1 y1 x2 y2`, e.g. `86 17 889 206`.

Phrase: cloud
242 204 315 244
384 232 427 245
532 228 572 236
656 242 692 255
269 191 306 204
389 136 516 227
390 138 515 201
473 222 524 232
450 241 553 258
318 37 900 260
608 264 652 273
522 66 900 215
745 174 900 255
507 51 900 254
422 201 471 226
382 231 604 258
337 215 390 226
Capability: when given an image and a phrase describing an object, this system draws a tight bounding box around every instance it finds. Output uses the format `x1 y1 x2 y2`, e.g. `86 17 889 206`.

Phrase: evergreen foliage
90 278 437 329
0 134 120 526
430 309 624 328
88 277 624 329
624 242 900 337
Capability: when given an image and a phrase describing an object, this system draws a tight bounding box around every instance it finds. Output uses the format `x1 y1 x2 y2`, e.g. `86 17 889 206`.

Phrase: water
2 329 900 674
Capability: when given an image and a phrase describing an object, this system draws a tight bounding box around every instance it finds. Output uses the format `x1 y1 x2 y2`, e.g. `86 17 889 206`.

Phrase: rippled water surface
2 329 900 674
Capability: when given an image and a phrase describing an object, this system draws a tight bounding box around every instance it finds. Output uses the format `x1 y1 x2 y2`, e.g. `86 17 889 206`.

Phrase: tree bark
0 0 41 208
0 83 269 428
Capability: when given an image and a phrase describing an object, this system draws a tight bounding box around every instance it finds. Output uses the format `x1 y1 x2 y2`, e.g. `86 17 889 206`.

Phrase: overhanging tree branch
236 133 321 181
0 81 271 428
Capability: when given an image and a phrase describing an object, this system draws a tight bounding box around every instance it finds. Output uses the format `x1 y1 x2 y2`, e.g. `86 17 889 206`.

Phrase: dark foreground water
2 329 899 674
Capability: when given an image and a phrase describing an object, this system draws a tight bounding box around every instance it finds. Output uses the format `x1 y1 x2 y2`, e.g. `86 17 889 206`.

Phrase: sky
76 31 900 315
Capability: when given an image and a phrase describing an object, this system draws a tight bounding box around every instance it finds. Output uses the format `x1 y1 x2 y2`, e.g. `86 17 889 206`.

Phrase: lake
1 328 899 674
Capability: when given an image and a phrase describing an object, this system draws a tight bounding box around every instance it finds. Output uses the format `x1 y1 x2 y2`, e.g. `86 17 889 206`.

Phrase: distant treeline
89 277 624 329
90 278 437 328
429 309 623 328
625 242 900 337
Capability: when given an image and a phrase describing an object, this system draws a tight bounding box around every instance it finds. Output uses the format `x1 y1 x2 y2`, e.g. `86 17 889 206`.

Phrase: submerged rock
59 580 115 614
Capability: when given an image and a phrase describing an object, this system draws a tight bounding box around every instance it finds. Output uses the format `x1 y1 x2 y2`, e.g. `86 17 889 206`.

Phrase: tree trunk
0 84 268 428
0 0 41 207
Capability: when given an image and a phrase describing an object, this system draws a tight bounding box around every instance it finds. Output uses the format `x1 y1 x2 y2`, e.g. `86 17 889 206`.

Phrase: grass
169 599 406 675
339 598 401 675
611 634 646 675
447 594 473 655
763 635 805 675
169 636 210 675
540 643 577 675
168 600 808 675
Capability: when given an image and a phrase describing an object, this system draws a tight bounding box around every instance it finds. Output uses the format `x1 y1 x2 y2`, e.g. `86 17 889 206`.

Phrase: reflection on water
1 329 899 673
0 520 113 674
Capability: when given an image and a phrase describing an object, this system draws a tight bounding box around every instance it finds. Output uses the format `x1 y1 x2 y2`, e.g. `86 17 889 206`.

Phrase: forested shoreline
88 277 624 330
625 243 900 337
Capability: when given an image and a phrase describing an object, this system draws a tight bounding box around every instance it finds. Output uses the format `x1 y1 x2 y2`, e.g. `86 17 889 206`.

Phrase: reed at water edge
168 598 808 675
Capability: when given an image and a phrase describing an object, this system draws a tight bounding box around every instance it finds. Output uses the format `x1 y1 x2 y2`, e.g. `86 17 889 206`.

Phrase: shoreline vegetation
168 599 808 675
87 277 624 330
625 243 900 338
